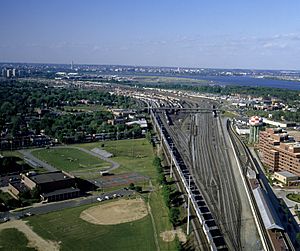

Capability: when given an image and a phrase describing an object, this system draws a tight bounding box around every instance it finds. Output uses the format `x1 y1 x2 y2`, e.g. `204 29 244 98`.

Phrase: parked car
97 197 103 202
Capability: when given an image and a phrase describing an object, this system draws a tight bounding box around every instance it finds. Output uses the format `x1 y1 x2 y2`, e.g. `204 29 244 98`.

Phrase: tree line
0 80 141 145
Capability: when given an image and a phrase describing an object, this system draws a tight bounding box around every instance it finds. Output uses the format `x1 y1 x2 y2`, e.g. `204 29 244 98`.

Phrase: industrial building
259 128 300 176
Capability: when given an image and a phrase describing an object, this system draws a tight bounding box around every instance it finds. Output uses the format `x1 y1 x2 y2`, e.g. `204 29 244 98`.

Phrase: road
0 188 134 222
18 149 57 172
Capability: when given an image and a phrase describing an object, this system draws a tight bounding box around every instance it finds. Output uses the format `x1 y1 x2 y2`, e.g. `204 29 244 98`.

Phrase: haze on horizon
1 0 300 70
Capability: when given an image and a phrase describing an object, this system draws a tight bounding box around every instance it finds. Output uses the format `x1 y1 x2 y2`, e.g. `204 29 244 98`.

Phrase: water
115 72 300 91
184 75 300 90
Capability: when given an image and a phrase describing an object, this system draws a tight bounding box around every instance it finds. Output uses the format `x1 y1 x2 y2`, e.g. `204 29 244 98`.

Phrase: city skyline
1 0 300 70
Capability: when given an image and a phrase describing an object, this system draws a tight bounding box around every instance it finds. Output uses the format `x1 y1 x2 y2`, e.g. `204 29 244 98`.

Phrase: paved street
0 188 134 222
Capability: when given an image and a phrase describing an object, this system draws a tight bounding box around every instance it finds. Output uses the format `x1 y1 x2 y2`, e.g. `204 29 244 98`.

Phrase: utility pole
187 175 191 235
170 143 173 178
131 131 135 157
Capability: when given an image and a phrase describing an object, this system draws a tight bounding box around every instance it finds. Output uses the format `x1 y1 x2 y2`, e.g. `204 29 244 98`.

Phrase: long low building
262 118 296 128
273 171 299 186
41 187 80 202
253 187 283 231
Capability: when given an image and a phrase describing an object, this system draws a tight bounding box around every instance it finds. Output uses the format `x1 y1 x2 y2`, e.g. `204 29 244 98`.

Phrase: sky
1 0 300 70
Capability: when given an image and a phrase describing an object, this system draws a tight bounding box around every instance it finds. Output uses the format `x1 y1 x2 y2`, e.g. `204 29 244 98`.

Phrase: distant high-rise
71 61 74 70
1 68 5 78
2 68 18 78
12 68 16 77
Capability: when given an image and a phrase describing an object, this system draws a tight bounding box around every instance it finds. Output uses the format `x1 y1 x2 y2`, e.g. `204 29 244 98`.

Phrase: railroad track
159 106 243 250
192 112 242 250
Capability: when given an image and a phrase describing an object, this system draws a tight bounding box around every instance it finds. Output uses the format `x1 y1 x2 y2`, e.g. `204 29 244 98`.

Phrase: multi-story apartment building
259 128 300 176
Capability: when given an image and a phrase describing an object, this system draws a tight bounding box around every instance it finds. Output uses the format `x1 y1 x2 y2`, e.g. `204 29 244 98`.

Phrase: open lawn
28 201 156 251
0 228 36 251
1 150 23 158
32 148 109 172
222 110 237 118
287 193 300 203
75 139 157 179
27 139 177 250
149 188 177 250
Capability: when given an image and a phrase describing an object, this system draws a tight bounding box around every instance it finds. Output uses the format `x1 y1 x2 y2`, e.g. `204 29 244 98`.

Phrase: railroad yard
139 90 263 250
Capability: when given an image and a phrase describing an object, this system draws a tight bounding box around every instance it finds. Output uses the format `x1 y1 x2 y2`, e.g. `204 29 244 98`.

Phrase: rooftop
253 187 284 231
9 181 29 193
28 171 74 184
41 187 80 197
275 171 298 178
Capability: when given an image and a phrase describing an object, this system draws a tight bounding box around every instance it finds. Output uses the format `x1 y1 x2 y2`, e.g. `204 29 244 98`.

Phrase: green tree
296 233 300 244
30 187 40 200
169 207 180 225
134 186 142 193
129 183 135 190
145 131 152 143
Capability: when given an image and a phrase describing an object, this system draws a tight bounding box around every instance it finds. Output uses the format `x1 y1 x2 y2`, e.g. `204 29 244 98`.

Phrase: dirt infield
80 198 148 225
0 220 60 251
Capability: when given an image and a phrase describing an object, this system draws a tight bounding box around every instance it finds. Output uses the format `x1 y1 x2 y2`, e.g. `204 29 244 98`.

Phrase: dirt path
0 220 60 251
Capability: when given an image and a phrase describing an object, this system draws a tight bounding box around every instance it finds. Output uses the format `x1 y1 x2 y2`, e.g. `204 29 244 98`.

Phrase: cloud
263 42 287 49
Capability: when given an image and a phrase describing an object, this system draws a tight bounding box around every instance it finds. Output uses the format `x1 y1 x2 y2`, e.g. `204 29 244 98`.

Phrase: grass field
28 139 177 250
32 148 109 172
1 150 23 158
28 202 156 251
287 193 300 203
75 139 177 249
149 188 177 250
75 139 157 179
222 110 237 118
0 228 35 251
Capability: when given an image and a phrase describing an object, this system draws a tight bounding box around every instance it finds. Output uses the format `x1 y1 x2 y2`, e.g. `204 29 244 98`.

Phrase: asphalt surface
0 188 134 222
18 149 57 172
